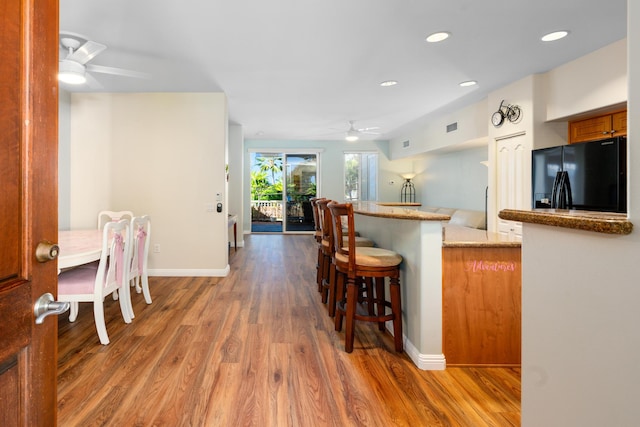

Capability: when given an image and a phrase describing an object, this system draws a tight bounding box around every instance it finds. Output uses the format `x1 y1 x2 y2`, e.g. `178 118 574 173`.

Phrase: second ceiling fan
58 31 149 87
344 120 381 141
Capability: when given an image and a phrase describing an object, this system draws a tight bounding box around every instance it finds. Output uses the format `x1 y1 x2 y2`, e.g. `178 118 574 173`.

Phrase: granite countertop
352 202 450 221
376 202 422 207
442 225 521 248
499 209 633 235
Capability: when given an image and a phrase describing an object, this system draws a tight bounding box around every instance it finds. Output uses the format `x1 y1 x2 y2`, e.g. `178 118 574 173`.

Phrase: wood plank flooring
57 234 520 426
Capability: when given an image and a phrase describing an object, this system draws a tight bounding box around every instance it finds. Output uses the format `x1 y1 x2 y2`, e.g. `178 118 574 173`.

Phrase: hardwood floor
58 234 520 426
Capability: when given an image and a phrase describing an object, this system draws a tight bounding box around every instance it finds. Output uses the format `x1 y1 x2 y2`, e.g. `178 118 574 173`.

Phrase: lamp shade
400 172 416 180
58 60 87 84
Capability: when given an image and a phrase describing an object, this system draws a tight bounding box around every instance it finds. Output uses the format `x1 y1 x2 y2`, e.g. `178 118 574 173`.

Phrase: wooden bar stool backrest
327 202 357 277
309 197 325 243
317 199 333 254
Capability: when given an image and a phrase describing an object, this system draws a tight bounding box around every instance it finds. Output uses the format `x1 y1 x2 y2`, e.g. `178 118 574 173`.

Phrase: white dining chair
97 210 134 230
58 219 132 345
129 215 152 315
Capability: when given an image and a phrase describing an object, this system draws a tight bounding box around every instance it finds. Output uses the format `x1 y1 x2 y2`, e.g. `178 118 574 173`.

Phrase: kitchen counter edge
499 209 633 235
352 202 450 221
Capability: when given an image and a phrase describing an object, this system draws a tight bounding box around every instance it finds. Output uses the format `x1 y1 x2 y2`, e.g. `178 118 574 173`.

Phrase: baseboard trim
404 339 446 370
149 266 230 277
385 323 446 370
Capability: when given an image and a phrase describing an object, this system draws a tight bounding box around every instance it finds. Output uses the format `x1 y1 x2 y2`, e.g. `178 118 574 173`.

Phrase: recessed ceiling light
541 30 569 42
459 80 477 87
380 80 398 87
426 32 450 43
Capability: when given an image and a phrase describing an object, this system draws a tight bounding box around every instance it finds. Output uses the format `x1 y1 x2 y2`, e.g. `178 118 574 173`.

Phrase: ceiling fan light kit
345 132 359 142
58 59 87 84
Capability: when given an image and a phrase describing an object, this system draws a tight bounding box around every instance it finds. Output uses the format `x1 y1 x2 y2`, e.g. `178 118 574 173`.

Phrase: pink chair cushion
58 262 100 296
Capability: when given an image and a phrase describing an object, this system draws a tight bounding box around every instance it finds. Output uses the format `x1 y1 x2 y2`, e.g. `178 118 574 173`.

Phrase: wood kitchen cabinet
569 110 627 143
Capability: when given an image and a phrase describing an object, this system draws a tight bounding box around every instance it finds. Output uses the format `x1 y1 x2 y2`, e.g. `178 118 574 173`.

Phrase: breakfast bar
351 202 521 370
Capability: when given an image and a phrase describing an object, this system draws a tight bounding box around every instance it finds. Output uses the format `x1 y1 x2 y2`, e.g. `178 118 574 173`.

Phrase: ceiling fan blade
67 40 106 65
85 73 104 90
360 130 381 135
357 126 380 132
86 64 150 79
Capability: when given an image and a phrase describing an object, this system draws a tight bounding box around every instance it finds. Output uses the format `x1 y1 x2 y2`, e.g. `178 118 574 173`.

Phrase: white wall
243 139 413 232
228 124 244 247
546 38 627 120
520 16 639 427
69 93 229 276
58 90 71 230
412 146 488 211
389 99 488 160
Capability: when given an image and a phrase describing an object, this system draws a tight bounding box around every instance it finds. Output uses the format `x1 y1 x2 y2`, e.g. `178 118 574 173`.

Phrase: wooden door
496 133 526 239
0 0 60 425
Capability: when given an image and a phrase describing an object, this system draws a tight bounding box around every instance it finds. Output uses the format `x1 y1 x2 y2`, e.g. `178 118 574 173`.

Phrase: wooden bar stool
317 199 374 317
328 202 403 353
310 197 325 291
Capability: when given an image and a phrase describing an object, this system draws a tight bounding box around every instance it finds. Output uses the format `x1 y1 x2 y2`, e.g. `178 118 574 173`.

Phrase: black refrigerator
531 136 627 213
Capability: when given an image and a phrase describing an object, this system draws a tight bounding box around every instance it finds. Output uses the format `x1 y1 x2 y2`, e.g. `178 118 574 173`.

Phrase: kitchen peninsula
351 202 521 369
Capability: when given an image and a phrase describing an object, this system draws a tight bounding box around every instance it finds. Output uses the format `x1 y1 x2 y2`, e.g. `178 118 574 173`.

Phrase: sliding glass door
250 151 318 233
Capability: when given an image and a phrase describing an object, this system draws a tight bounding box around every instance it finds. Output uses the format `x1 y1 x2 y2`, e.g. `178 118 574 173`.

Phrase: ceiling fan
344 120 381 141
58 31 149 86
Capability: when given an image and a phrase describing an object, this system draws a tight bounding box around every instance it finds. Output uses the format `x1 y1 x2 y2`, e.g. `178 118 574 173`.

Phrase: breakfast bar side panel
355 214 445 370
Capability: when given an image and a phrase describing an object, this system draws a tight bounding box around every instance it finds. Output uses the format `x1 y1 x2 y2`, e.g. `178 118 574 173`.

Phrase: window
344 152 378 201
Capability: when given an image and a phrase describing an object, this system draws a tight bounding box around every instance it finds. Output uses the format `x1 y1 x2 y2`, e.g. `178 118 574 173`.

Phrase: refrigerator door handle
550 171 562 208
564 171 573 209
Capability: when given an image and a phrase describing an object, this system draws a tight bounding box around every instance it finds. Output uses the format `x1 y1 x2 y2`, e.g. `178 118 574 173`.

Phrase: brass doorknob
35 241 60 262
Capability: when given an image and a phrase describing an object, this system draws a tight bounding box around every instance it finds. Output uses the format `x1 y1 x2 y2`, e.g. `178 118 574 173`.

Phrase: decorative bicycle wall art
491 100 521 127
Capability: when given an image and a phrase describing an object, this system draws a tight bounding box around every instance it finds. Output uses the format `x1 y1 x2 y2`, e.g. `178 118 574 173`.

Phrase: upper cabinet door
611 111 627 137
569 110 627 143
569 115 612 143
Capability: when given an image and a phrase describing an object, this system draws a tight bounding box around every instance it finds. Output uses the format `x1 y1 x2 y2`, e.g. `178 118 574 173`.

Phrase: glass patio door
250 151 318 233
284 153 317 232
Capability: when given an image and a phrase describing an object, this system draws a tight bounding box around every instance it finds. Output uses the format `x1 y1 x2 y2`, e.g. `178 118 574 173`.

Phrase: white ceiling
59 0 627 141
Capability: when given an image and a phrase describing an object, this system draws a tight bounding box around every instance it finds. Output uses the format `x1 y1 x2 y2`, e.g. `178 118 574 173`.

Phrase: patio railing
251 200 283 221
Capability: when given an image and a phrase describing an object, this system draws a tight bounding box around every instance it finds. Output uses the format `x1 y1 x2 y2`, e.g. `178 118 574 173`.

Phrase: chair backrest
98 210 134 230
327 202 356 273
309 198 324 233
316 199 333 245
130 215 151 277
97 219 131 297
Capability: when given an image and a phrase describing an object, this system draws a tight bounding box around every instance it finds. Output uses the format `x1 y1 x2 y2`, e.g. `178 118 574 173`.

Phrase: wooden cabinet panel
569 115 612 143
612 111 627 137
569 110 627 143
443 247 521 366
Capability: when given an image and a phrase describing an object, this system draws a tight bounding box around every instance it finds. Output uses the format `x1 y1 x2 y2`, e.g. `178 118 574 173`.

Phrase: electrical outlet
153 244 161 253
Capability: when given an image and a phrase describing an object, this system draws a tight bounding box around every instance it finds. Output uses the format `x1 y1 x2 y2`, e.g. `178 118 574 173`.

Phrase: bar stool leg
375 277 386 332
344 276 358 353
334 272 345 332
390 276 403 352
316 246 323 291
327 262 337 317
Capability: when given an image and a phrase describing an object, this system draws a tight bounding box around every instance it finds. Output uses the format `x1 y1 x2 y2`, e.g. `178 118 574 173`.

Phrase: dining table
57 229 103 270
